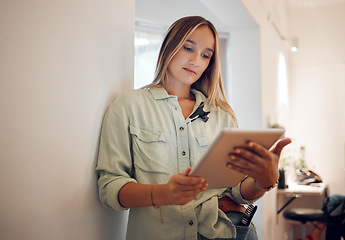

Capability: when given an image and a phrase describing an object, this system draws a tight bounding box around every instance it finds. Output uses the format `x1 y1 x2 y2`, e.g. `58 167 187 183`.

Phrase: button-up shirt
96 87 261 240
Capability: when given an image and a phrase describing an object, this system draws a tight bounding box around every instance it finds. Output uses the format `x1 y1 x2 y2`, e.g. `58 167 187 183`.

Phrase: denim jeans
197 211 258 240
322 194 345 214
323 194 345 240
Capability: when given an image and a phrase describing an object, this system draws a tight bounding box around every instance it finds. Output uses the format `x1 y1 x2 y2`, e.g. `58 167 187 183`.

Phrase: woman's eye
183 46 193 52
201 54 210 59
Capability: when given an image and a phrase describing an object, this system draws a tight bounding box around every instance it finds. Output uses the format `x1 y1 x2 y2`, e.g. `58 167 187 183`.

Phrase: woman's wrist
118 182 168 208
240 177 279 200
240 177 266 200
253 179 279 191
151 184 169 207
150 184 165 223
151 185 159 207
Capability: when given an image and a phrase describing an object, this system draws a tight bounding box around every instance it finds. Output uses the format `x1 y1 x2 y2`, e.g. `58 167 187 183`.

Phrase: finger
171 185 207 204
227 152 261 172
271 138 292 156
181 167 192 176
231 147 262 165
181 168 207 185
243 141 274 160
226 161 259 177
174 174 206 188
176 182 207 192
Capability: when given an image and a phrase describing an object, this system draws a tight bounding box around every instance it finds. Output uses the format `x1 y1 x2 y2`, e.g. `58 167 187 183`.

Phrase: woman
96 16 291 240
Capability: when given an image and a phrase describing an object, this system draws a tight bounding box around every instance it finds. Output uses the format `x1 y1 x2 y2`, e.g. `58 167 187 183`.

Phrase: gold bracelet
151 185 164 224
151 185 159 208
254 179 278 191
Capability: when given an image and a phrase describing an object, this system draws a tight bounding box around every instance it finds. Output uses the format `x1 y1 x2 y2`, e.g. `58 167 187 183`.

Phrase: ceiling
286 0 345 7
135 0 345 31
135 0 258 33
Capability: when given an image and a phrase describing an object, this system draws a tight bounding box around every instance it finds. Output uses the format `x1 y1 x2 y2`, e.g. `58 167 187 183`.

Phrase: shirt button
179 127 184 131
182 151 186 156
189 220 194 225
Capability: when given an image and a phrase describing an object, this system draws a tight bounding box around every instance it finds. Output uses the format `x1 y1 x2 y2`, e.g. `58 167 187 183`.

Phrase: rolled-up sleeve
223 179 263 205
96 94 137 210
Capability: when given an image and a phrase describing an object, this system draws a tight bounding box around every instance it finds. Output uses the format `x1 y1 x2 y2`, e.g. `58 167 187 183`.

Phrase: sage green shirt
96 87 261 240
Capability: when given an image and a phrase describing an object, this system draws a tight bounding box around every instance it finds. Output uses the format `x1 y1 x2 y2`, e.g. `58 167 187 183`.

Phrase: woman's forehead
186 26 215 51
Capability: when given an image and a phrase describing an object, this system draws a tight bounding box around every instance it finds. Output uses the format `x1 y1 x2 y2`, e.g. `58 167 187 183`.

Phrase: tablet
189 128 285 189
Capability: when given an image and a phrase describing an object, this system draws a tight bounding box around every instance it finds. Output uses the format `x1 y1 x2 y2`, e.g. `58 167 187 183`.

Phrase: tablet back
189 128 285 189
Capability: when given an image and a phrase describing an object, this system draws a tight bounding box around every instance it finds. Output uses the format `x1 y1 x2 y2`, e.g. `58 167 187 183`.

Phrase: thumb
272 138 292 156
181 167 192 176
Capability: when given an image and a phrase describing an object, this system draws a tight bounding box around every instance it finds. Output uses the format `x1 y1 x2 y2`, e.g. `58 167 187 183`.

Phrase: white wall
288 1 345 195
0 1 134 239
241 1 290 239
226 26 264 239
228 28 261 129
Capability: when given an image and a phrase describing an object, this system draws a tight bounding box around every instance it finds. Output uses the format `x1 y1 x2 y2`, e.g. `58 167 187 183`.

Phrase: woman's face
167 25 215 89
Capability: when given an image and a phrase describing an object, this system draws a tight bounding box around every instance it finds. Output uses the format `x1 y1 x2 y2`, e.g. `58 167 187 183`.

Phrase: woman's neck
164 84 193 101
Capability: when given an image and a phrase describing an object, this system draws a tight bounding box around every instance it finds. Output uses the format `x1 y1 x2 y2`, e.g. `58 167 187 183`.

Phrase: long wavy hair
144 16 236 118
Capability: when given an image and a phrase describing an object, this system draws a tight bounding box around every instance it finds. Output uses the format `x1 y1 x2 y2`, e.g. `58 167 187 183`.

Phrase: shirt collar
149 86 174 100
191 88 207 104
149 86 207 103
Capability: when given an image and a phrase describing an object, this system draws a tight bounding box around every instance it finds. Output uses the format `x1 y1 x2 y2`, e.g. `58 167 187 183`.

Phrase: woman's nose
189 53 199 67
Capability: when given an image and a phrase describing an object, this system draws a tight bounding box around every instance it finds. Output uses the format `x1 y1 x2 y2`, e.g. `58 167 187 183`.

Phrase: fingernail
227 163 234 169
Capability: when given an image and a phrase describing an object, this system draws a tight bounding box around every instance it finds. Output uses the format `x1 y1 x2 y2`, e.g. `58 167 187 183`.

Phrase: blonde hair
145 16 236 118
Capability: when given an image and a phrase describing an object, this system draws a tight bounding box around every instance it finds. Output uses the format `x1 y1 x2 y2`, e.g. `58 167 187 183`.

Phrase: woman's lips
183 67 196 75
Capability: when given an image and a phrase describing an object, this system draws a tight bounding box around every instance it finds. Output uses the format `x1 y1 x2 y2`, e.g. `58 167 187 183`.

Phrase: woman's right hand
160 168 208 205
118 168 208 208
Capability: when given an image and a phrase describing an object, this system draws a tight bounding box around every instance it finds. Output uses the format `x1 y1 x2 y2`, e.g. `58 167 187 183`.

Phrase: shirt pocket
193 135 213 166
196 135 212 147
130 125 170 175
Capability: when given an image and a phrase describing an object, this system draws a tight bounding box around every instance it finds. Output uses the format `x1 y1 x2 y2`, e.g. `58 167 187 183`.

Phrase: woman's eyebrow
186 40 214 53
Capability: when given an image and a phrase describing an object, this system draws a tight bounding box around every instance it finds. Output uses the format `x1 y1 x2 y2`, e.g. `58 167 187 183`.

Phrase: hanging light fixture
289 37 299 52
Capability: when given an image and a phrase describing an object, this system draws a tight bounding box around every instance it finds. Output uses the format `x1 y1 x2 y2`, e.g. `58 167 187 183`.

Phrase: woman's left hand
226 138 292 189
